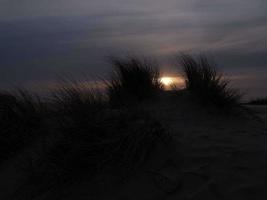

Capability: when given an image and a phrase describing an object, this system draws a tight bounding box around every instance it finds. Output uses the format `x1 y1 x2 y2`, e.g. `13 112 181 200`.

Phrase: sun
160 77 174 86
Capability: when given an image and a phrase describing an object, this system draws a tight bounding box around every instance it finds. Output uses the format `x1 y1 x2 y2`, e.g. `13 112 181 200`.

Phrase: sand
1 105 267 200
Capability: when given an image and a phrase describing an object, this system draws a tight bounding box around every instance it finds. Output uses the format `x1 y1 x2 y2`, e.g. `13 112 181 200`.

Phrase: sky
0 0 267 98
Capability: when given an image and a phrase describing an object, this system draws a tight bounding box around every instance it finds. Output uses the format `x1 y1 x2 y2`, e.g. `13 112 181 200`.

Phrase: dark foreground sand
1 105 267 200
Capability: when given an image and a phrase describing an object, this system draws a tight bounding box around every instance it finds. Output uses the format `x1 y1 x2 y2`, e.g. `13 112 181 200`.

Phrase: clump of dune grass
22 83 108 190
178 54 242 110
51 81 106 120
23 82 170 193
106 56 163 107
0 90 46 163
247 97 267 105
25 116 170 194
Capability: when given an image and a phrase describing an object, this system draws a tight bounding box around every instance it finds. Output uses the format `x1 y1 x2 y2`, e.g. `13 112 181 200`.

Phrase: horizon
1 1 267 99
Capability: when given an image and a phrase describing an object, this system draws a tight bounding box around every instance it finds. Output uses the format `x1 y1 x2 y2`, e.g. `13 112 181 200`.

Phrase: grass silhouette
107 56 163 107
0 54 244 167
178 54 242 110
20 82 170 193
0 90 46 163
51 81 106 128
24 110 170 193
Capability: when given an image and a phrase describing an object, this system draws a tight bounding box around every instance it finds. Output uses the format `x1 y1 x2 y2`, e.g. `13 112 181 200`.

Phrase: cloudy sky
0 0 267 98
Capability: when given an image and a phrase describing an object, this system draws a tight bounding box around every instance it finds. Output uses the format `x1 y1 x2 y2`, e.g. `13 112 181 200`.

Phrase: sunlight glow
159 76 185 90
160 77 174 86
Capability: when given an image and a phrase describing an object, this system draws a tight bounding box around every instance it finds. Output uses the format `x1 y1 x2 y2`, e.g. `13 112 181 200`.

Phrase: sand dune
1 103 267 200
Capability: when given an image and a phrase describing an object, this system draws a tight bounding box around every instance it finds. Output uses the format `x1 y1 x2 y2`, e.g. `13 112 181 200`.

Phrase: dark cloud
0 0 267 97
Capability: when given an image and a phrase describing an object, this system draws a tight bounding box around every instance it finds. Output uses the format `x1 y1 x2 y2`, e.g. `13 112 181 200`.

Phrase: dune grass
0 53 243 167
106 56 163 107
0 53 244 169
26 108 170 189
51 81 106 124
0 90 46 163
19 82 170 193
23 83 107 184
0 80 169 188
178 54 242 110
